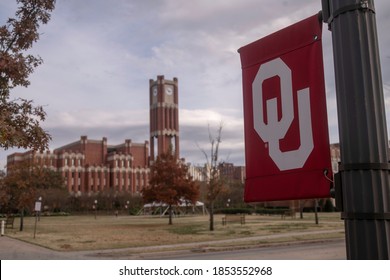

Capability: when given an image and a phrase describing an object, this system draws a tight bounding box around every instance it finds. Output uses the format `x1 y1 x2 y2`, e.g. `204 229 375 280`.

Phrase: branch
4 2 38 53
196 141 209 165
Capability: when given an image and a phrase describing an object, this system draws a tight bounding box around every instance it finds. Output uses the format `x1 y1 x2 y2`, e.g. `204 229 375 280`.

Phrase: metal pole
323 0 390 259
94 200 98 220
33 212 38 239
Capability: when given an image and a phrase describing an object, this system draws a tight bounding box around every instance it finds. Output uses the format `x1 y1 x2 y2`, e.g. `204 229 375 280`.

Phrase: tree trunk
209 201 214 231
19 208 24 231
168 204 173 225
299 200 303 219
314 199 319 225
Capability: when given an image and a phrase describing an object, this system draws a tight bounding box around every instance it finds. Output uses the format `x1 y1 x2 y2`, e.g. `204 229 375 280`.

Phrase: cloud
1 0 390 170
45 109 149 129
15 107 244 167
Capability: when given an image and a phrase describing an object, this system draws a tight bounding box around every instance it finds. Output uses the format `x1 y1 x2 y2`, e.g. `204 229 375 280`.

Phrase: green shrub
255 207 288 215
42 211 70 216
323 199 335 212
218 208 252 215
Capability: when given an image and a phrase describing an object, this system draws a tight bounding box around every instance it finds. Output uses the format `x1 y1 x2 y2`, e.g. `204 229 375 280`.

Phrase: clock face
165 85 173 95
152 86 158 96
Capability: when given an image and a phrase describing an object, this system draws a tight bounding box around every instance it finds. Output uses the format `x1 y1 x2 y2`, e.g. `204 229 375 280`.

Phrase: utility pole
322 0 390 259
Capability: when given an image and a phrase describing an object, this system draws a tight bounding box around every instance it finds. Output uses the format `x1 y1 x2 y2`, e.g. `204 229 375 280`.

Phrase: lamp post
33 197 42 239
37 196 42 221
94 200 98 219
125 200 130 215
323 0 390 259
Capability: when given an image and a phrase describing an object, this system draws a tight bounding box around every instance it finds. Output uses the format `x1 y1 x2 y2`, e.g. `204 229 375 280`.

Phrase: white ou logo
252 58 314 171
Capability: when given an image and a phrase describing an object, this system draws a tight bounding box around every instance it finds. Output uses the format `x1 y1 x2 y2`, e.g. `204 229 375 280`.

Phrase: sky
1 0 390 169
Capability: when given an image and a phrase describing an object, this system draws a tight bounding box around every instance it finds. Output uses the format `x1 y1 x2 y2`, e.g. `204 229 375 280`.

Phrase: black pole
323 0 390 259
314 199 319 225
34 211 38 239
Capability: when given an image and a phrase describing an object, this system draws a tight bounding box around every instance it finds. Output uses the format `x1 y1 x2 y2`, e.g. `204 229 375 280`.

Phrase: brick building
149 75 179 160
6 75 250 195
7 75 179 195
7 136 149 194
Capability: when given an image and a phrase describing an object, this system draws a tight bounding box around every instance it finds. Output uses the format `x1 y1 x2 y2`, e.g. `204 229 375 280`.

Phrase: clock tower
149 75 179 161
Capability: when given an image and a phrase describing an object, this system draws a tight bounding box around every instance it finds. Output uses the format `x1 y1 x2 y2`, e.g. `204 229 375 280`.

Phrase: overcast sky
1 0 389 169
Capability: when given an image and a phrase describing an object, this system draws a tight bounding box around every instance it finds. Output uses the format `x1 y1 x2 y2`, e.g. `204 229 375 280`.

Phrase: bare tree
199 123 226 231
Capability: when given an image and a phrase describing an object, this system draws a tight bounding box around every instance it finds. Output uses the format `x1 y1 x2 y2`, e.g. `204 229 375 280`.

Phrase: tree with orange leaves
1 0 55 151
0 160 64 231
142 150 199 225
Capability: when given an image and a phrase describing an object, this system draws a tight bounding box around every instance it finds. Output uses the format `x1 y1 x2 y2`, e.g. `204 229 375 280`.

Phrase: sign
238 14 332 202
34 201 42 212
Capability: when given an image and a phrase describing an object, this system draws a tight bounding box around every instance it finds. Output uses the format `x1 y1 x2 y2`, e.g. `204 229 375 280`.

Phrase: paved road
0 236 85 260
0 231 346 260
148 239 346 260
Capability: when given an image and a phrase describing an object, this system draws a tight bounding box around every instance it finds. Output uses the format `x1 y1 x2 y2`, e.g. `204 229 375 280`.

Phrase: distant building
187 163 206 182
218 162 245 184
6 76 180 195
184 162 245 184
330 143 341 173
7 136 149 194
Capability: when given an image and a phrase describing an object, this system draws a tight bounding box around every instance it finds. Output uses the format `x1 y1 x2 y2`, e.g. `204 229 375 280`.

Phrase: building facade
218 162 246 184
7 136 149 194
7 75 182 195
330 143 341 173
6 75 251 196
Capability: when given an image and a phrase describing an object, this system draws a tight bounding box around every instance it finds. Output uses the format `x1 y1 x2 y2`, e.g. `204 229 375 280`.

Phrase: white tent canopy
138 199 207 216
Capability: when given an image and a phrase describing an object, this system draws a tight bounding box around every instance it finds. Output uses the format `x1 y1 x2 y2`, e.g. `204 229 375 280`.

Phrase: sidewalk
0 229 344 260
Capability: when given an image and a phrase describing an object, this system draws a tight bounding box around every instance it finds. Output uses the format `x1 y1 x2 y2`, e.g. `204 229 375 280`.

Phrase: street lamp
37 196 42 221
34 196 42 239
226 198 231 208
94 199 98 219
125 200 130 215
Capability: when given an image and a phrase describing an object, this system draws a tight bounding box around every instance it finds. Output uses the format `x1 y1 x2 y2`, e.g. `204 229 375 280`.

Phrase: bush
128 207 141 215
218 208 252 215
323 199 335 212
42 211 70 216
255 207 288 215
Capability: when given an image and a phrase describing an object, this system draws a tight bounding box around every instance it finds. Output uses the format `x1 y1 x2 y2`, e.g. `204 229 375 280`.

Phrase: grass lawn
4 212 344 251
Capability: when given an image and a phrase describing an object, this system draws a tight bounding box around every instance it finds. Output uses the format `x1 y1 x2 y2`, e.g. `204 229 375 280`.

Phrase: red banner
239 14 332 202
